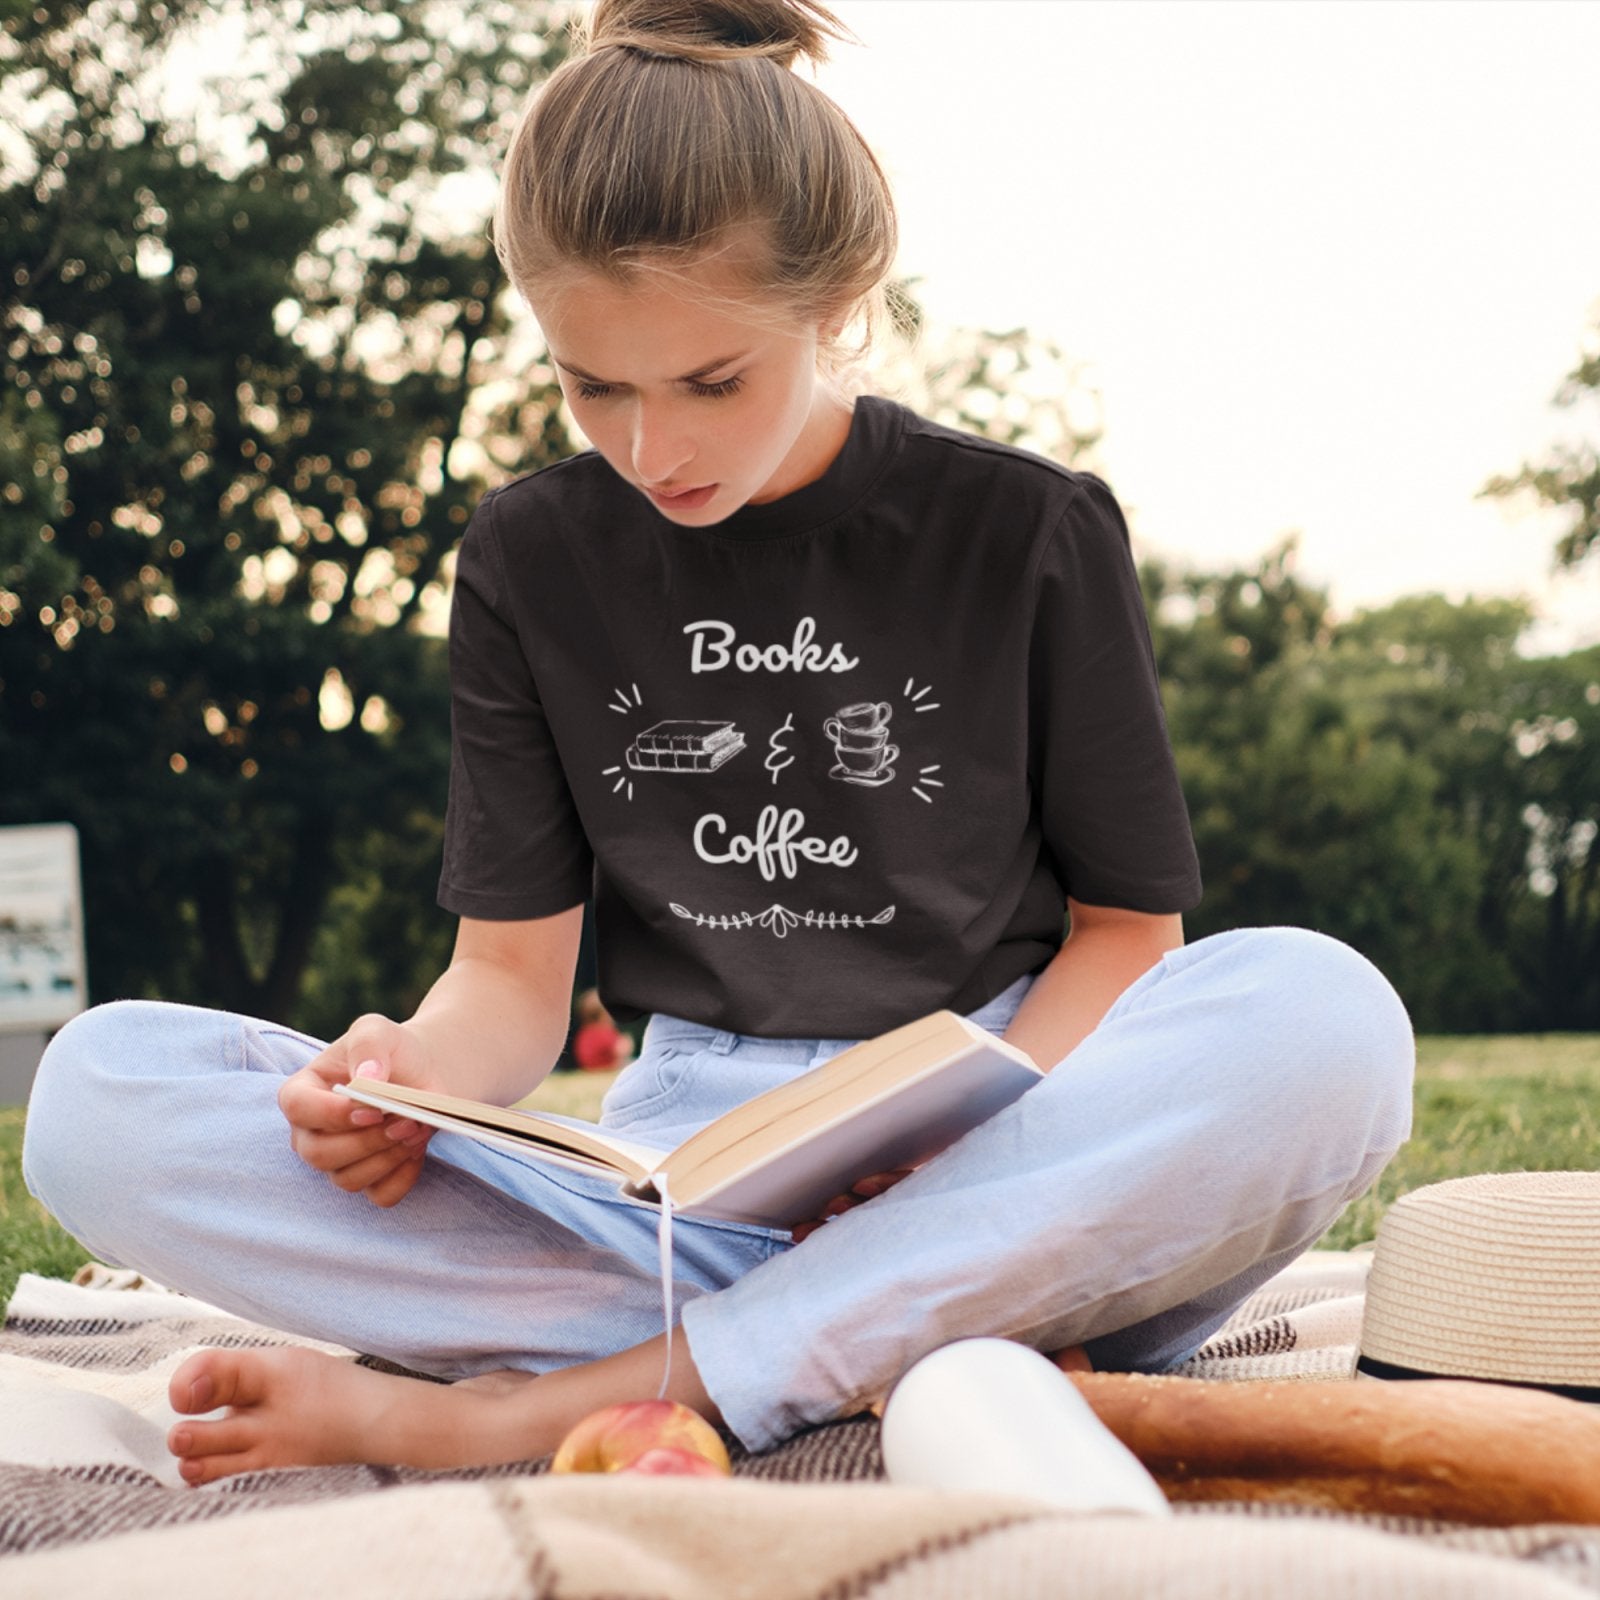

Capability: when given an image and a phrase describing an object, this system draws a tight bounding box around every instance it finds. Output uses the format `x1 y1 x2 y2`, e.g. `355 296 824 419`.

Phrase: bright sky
814 1 1600 653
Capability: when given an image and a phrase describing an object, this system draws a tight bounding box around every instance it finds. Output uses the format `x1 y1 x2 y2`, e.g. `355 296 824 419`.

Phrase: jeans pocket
599 1045 698 1131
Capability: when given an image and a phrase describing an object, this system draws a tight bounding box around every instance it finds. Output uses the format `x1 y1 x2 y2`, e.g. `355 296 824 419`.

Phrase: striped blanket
3 1252 1598 1597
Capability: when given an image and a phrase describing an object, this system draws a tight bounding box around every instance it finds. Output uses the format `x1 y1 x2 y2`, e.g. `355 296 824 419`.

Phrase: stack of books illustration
626 719 746 773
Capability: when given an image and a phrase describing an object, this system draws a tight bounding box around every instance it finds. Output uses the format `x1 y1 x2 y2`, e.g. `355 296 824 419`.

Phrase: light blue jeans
22 927 1413 1453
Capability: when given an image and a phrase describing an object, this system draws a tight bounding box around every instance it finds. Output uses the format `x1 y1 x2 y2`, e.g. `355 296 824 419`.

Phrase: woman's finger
328 1143 419 1194
291 1124 405 1173
364 1154 427 1209
850 1167 914 1198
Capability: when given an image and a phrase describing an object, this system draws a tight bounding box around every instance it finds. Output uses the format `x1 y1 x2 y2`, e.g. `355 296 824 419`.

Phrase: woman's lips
645 483 717 512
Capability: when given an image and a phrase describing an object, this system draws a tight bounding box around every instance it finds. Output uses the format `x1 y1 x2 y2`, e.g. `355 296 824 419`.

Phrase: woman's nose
631 403 694 486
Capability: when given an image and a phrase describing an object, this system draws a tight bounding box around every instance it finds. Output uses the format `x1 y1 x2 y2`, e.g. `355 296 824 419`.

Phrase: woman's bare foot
166 1328 720 1486
167 1346 521 1484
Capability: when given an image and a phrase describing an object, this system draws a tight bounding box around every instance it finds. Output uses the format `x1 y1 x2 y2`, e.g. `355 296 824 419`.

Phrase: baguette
1068 1372 1600 1525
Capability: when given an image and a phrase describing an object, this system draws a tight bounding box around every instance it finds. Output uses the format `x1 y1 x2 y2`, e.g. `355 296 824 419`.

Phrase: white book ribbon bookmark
655 1174 675 1400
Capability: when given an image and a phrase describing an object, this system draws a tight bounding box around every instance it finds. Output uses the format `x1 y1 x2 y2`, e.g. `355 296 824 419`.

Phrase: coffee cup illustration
826 701 891 738
832 724 890 753
826 701 897 786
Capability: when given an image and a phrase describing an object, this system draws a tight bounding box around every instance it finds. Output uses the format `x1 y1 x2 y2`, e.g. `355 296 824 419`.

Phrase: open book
334 1011 1044 1229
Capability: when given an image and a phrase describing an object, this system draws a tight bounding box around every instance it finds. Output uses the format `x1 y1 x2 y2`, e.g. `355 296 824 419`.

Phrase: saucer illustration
829 762 896 788
825 700 898 787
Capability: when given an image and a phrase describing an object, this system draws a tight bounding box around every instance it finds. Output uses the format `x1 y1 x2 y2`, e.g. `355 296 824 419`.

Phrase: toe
170 1416 264 1460
170 1349 271 1414
169 1352 220 1414
177 1448 262 1486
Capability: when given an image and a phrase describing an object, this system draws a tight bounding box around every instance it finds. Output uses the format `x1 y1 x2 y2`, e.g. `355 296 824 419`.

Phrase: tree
0 0 573 1021
1495 647 1600 1028
1480 310 1600 569
871 291 1104 471
1145 536 1600 1031
1321 596 1541 1030
1143 543 1505 1028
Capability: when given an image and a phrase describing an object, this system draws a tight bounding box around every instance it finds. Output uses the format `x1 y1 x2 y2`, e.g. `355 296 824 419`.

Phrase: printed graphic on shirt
903 679 945 803
626 719 746 773
825 700 898 787
596 621 954 936
911 763 944 804
765 713 796 785
684 616 859 676
670 900 897 939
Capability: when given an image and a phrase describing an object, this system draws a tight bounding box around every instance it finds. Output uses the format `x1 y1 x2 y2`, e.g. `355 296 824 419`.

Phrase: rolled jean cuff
680 1291 803 1455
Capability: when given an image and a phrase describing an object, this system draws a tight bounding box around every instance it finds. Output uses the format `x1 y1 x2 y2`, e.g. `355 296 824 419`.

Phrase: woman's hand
789 1167 915 1242
277 1014 440 1209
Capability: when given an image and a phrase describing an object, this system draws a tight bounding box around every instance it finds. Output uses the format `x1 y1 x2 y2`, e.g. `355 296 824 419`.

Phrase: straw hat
1357 1171 1600 1398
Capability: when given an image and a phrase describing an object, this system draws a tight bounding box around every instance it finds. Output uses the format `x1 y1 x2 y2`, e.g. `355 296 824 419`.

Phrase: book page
650 1045 1044 1225
334 1080 657 1185
660 1013 1034 1185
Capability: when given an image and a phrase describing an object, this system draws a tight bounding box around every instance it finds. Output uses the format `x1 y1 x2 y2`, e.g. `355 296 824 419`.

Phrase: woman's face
528 258 851 526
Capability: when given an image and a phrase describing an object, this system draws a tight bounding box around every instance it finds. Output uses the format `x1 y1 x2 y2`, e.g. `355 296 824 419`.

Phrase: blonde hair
494 0 899 384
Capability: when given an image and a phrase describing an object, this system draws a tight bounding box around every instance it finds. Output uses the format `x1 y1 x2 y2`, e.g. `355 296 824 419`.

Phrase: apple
618 1446 728 1478
549 1399 732 1477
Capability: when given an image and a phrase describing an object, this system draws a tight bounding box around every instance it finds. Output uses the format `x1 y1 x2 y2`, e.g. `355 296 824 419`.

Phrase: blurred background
1 0 1596 1060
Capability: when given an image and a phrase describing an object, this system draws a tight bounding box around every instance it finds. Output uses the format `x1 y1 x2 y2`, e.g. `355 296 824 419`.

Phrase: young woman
22 0 1413 1482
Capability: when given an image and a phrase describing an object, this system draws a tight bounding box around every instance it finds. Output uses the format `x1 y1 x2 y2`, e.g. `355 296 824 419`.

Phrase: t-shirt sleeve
1027 477 1202 912
436 491 594 920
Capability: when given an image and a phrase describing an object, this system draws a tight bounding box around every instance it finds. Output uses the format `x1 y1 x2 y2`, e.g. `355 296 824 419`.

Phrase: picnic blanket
3 1251 1599 1598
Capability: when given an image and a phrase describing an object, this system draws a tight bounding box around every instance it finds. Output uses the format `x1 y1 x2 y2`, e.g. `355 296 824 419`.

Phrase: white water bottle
881 1338 1171 1516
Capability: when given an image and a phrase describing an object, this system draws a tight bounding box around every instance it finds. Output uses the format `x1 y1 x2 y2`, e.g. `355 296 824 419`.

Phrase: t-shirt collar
690 395 905 541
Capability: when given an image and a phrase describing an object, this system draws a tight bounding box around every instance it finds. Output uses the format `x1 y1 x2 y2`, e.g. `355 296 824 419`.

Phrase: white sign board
0 823 88 1033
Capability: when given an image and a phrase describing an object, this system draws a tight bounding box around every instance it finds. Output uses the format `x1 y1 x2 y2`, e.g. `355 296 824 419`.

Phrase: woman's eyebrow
554 350 752 385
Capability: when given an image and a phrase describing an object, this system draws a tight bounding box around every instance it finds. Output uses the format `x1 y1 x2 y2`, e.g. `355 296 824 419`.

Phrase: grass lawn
3 1035 1598 1306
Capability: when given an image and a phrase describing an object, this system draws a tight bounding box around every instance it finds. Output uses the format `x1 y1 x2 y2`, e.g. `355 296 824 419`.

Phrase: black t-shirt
437 396 1201 1039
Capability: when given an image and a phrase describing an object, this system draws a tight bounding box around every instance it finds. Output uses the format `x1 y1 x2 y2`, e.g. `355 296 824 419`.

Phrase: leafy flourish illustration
669 902 896 939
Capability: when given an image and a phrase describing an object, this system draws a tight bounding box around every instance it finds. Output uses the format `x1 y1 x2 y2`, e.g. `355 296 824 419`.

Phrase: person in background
572 988 636 1073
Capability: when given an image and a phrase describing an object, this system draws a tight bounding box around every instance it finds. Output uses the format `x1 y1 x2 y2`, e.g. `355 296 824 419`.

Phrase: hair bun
584 0 850 69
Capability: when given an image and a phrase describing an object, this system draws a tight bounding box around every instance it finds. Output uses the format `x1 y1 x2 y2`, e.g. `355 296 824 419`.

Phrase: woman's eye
570 375 743 401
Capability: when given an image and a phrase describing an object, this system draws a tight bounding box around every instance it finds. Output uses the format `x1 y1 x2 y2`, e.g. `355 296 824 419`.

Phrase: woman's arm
791 899 1182 1240
1000 898 1184 1072
407 909 586 1105
277 905 584 1207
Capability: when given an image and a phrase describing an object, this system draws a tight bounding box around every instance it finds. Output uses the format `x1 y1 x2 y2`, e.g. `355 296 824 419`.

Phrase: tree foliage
4 1 1596 1036
1146 543 1600 1031
1480 310 1600 569
0 0 573 1021
872 290 1104 472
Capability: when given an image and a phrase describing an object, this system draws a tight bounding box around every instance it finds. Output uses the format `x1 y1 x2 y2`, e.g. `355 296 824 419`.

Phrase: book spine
636 726 734 754
627 745 721 771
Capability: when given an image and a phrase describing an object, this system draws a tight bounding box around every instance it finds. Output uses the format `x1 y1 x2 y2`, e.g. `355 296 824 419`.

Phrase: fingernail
188 1374 213 1411
384 1119 418 1141
354 1060 382 1079
170 1427 191 1453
